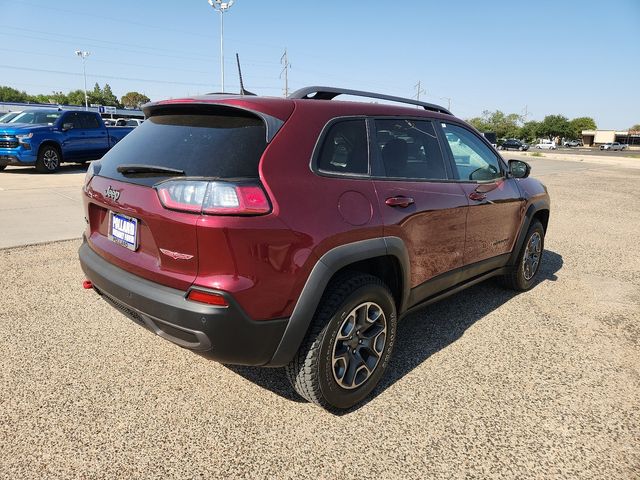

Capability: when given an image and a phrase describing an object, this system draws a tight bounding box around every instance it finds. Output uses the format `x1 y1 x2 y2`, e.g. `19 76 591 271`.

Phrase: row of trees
467 110 598 142
0 84 150 109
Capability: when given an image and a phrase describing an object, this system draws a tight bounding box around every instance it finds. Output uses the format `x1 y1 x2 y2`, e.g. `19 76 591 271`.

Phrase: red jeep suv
79 87 550 410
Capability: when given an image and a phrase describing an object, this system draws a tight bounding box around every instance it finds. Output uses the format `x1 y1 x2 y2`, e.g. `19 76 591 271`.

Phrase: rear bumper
78 240 289 366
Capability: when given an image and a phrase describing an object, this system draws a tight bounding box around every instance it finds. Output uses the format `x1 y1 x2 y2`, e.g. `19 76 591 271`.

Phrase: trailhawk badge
159 248 194 260
105 186 121 201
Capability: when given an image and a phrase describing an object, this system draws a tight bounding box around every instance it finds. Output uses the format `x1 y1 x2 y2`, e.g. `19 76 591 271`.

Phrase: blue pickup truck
0 109 134 173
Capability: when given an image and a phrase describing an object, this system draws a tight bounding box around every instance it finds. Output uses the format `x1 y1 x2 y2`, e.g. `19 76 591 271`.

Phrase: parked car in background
600 142 627 151
563 139 582 147
499 139 529 151
534 140 556 150
482 132 497 148
0 109 134 172
78 86 550 410
0 111 22 123
115 118 144 127
103 118 117 126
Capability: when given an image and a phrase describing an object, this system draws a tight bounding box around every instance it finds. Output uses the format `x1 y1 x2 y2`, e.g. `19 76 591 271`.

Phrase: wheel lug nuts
358 339 362 344
352 349 356 354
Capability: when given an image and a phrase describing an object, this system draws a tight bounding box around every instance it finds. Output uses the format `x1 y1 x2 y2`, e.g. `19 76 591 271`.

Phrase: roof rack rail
288 86 452 115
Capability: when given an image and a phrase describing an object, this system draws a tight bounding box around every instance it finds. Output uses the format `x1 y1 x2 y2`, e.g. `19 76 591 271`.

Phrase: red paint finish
84 176 200 291
374 180 468 287
81 94 549 325
458 178 524 265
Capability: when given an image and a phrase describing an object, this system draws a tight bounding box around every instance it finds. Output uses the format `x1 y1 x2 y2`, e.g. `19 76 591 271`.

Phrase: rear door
439 122 524 266
60 112 85 160
84 107 272 290
371 117 468 302
77 112 109 159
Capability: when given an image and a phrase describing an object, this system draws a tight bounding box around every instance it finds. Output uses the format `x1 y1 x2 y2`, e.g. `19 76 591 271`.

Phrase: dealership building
582 129 640 148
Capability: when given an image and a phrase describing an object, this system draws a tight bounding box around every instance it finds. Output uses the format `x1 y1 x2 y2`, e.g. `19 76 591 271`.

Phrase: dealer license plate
108 212 138 251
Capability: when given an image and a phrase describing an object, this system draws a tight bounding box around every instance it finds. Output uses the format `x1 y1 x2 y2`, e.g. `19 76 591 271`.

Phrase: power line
0 64 283 92
413 81 426 106
280 49 290 97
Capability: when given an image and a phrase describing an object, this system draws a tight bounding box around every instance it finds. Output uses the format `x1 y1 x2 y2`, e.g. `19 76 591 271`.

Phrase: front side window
374 119 448 180
442 123 502 181
316 119 368 175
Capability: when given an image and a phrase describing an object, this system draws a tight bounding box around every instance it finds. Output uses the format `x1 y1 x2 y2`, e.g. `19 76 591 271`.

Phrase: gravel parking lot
1 156 639 479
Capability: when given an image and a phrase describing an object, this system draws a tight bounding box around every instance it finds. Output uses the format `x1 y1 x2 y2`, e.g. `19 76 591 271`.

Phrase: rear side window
98 112 267 187
316 119 368 175
79 112 100 129
374 119 448 180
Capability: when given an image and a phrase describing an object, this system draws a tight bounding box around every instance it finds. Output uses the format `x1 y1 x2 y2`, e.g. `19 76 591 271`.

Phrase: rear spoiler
141 101 285 143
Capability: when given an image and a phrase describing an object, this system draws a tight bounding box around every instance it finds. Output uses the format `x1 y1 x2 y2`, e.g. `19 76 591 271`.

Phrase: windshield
10 111 62 125
0 112 20 123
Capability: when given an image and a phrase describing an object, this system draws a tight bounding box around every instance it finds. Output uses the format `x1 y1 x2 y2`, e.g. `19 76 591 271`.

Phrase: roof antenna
236 53 256 96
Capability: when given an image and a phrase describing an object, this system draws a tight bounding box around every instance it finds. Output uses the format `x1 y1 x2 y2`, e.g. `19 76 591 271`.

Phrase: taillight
155 180 271 215
83 160 100 191
187 289 228 307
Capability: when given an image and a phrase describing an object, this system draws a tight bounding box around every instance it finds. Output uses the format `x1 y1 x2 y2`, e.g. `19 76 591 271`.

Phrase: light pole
207 0 235 93
75 50 91 110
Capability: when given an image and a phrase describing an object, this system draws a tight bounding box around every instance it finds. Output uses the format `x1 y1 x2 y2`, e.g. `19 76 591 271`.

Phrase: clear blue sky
1 0 638 128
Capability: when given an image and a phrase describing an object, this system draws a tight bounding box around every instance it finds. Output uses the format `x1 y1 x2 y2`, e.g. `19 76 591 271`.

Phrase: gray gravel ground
1 161 639 479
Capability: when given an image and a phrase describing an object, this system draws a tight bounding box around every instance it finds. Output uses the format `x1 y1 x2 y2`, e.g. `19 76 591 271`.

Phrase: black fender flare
267 236 410 367
508 198 550 266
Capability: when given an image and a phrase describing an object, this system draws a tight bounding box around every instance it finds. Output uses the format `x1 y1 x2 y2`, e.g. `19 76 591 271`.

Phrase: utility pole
75 50 90 111
280 49 290 97
208 0 236 93
522 105 530 122
440 96 452 111
413 81 425 107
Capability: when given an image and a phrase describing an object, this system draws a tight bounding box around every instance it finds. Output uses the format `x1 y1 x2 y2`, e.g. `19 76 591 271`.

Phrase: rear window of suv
98 112 267 187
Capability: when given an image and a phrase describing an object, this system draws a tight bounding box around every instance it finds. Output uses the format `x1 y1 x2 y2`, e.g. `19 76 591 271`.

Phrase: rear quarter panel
256 102 385 318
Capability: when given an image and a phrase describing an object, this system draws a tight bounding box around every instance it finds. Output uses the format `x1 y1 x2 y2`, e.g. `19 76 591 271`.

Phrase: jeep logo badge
105 186 121 201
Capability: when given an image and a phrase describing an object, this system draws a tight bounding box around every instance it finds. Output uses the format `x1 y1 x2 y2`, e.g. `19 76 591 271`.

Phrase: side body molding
267 236 410 367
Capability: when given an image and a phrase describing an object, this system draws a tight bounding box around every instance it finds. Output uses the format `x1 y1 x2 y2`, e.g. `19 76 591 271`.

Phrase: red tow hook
82 280 93 289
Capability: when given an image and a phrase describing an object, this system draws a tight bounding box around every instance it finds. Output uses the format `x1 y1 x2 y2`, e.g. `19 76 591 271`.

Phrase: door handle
385 196 414 208
469 192 487 201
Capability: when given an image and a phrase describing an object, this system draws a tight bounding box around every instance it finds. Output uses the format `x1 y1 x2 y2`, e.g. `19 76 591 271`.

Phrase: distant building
582 129 640 148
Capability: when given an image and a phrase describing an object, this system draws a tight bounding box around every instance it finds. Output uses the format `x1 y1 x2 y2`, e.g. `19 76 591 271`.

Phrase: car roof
145 94 455 123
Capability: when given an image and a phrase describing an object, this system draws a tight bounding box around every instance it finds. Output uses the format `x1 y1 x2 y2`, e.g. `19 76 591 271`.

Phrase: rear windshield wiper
117 164 185 176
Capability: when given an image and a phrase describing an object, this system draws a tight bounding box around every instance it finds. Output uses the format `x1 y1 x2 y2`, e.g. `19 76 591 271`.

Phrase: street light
75 50 91 110
207 0 235 93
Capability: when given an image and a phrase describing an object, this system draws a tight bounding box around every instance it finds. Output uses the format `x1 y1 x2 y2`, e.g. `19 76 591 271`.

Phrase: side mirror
62 123 74 131
508 159 530 178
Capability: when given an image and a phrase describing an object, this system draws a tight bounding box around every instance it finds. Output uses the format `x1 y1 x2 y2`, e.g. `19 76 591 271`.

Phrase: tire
0 165 6 171
518 146 524 151
500 219 544 291
36 145 61 173
285 272 397 410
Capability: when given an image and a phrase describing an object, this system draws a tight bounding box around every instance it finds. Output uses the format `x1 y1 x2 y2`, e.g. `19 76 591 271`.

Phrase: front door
439 122 524 266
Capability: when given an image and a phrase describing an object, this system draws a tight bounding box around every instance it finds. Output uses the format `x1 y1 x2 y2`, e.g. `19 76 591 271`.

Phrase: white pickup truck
600 142 627 151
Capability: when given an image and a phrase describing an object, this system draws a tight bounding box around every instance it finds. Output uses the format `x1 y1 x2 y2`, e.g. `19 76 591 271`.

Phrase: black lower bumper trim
78 240 289 366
